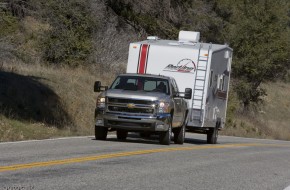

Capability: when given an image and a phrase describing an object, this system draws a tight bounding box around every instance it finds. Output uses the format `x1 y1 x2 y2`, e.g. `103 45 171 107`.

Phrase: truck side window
173 80 179 92
171 79 178 96
111 77 121 89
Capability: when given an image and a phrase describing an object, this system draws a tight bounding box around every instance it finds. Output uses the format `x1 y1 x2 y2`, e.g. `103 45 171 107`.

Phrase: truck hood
103 89 169 101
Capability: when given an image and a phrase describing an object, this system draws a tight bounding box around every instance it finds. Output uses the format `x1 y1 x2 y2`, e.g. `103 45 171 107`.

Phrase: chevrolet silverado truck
94 73 192 145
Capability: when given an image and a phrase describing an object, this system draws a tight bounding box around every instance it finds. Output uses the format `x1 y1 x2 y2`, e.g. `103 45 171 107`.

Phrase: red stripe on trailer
144 45 150 73
138 44 149 74
136 45 142 73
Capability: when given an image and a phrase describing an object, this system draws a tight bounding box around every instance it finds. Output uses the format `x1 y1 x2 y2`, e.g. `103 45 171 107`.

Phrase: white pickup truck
94 73 192 145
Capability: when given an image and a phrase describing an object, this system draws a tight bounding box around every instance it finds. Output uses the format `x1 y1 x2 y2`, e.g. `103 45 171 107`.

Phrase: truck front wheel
95 126 108 140
173 124 185 144
159 121 172 145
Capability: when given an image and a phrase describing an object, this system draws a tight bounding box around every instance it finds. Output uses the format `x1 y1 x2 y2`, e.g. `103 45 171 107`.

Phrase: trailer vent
147 36 159 41
178 31 200 43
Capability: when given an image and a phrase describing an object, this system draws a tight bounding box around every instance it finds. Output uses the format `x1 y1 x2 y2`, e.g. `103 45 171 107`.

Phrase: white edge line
0 135 116 145
1 133 289 145
220 135 290 143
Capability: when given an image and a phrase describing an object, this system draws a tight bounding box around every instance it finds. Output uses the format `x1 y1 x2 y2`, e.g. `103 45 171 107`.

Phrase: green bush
0 11 19 37
215 0 290 107
40 0 97 65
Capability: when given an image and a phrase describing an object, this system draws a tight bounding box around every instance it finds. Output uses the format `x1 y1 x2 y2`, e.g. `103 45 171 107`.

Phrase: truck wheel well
170 110 174 118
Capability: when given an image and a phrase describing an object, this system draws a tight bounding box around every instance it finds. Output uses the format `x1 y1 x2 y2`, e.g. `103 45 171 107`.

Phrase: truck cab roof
118 73 174 81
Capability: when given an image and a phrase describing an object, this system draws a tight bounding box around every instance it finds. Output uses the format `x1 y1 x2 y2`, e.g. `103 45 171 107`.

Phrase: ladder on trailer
191 43 212 123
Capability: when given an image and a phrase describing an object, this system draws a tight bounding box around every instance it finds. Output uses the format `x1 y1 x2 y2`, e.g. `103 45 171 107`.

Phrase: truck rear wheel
117 130 128 140
159 122 172 145
207 127 218 144
95 126 108 140
173 124 185 145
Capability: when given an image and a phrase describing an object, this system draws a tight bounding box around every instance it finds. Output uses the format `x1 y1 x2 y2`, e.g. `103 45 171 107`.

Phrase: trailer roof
134 39 232 52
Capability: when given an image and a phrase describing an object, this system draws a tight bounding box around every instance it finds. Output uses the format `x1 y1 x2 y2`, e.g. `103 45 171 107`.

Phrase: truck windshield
110 76 170 95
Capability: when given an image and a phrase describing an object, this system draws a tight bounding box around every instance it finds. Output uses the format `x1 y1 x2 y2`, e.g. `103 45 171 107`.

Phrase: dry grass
0 61 118 142
221 82 290 141
0 114 73 141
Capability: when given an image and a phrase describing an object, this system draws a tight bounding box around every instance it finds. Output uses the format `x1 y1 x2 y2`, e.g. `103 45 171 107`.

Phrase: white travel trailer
126 31 233 143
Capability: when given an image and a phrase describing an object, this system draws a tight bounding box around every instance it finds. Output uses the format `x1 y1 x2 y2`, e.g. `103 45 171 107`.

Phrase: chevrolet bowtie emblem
127 103 135 109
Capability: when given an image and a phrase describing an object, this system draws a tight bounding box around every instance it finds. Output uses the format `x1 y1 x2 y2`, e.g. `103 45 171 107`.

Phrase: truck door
171 79 183 127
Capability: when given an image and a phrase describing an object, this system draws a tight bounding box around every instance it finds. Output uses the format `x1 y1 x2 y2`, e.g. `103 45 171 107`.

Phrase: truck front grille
107 97 155 115
108 106 154 114
108 98 152 105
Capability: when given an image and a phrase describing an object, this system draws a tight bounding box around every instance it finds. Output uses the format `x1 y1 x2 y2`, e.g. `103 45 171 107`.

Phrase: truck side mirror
94 81 101 92
94 81 108 92
184 88 192 99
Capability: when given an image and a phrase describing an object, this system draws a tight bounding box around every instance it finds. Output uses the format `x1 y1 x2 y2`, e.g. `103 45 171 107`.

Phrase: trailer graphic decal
137 44 150 74
163 59 196 74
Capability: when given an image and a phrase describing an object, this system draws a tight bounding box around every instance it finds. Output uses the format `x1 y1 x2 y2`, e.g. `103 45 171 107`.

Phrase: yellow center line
0 143 288 172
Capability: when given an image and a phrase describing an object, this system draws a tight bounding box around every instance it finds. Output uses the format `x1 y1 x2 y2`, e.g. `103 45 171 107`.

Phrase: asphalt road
0 133 290 190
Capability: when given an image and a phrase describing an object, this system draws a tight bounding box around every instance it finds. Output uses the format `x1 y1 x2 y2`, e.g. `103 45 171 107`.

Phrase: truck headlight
158 101 170 113
97 97 106 108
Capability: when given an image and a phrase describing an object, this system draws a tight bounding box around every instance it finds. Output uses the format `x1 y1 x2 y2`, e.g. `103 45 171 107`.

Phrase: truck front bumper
95 109 171 132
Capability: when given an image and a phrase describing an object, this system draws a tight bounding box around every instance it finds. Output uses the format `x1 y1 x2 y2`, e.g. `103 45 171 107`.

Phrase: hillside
1 62 290 142
0 62 115 141
0 0 290 141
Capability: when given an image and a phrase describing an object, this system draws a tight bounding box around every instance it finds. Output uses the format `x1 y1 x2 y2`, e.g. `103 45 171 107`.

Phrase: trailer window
209 70 213 87
221 75 225 91
218 75 225 91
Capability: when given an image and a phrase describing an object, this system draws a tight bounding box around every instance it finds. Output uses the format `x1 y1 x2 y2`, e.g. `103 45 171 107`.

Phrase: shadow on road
92 133 208 145
0 71 71 128
184 137 207 144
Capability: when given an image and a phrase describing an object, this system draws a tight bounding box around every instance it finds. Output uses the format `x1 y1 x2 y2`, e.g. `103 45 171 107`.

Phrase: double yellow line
0 143 284 172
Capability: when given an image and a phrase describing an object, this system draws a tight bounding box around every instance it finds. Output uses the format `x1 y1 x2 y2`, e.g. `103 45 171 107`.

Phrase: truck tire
95 126 108 140
173 124 185 144
159 121 172 145
207 127 218 144
117 130 128 140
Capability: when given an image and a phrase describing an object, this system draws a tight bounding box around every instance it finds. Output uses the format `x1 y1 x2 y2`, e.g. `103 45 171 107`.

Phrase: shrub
40 0 97 65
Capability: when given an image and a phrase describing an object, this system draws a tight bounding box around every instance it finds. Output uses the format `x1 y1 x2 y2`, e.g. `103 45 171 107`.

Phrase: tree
39 0 97 65
214 0 290 107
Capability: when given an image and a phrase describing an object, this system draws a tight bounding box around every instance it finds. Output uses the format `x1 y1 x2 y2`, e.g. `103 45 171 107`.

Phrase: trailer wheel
95 126 108 140
207 127 218 144
117 130 128 140
173 124 185 144
159 121 172 145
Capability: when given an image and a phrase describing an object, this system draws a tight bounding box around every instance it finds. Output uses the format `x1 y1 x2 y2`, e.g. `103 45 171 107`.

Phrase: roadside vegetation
221 82 290 141
0 62 113 141
0 0 290 141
